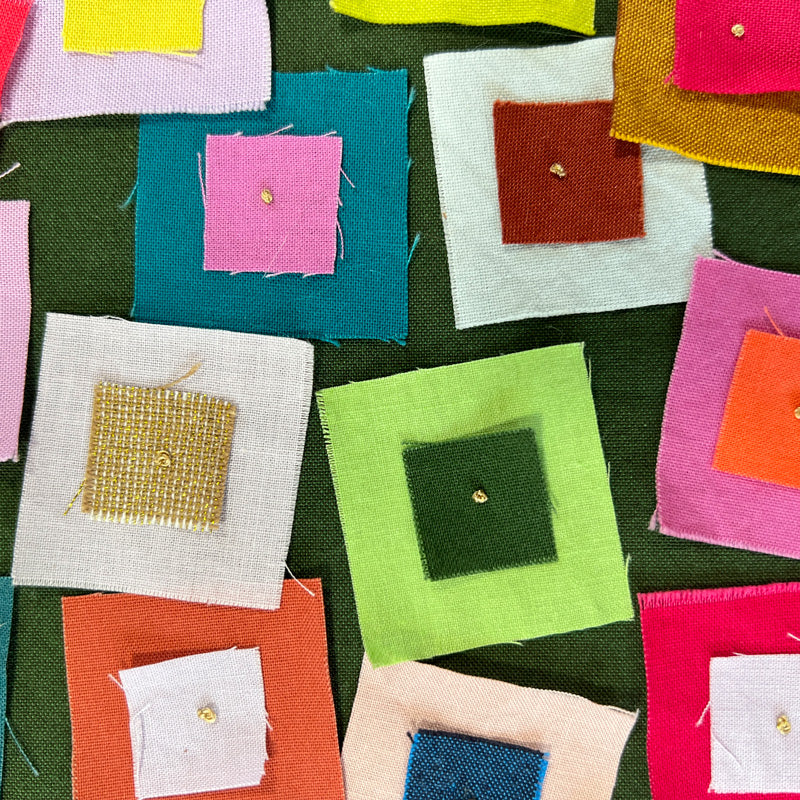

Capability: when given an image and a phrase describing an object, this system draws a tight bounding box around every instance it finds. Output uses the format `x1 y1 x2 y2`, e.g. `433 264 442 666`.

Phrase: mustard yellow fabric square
63 0 205 55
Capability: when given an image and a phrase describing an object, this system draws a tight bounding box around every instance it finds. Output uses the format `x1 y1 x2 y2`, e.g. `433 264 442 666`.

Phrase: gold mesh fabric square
82 384 236 532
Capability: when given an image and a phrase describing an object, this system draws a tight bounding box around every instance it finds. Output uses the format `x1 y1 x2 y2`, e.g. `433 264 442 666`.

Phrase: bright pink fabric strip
673 0 800 94
640 583 800 800
0 200 30 462
0 0 32 111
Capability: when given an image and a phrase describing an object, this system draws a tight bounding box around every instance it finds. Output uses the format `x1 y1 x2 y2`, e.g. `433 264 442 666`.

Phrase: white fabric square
12 313 314 610
423 38 714 328
710 654 800 793
119 648 267 799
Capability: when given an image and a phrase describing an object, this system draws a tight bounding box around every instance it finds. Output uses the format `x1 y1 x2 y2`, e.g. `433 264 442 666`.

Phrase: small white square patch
710 654 800 793
119 648 268 799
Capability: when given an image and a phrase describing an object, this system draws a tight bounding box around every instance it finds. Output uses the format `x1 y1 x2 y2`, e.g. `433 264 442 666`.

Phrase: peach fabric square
713 329 800 490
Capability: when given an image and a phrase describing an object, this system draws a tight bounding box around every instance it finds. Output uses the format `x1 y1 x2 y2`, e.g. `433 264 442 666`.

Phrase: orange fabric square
713 329 800 490
63 581 345 800
493 100 644 245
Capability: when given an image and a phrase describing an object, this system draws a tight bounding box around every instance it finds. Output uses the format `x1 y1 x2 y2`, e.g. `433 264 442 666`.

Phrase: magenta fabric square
640 583 800 800
0 200 30 462
203 134 343 275
654 255 800 559
673 0 800 94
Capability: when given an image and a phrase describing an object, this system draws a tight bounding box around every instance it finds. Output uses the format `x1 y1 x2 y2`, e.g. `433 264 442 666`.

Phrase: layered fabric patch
328 0 595 32
0 579 13 790
402 429 557 581
424 40 713 329
639 584 800 800
405 730 548 800
63 583 344 800
317 344 633 666
653 256 800 558
12 313 313 610
342 657 638 800
0 0 269 123
135 70 409 343
494 101 644 245
203 134 343 275
0 200 30 462
613 0 800 174
673 0 800 94
0 0 31 110
119 648 267 798
62 0 205 54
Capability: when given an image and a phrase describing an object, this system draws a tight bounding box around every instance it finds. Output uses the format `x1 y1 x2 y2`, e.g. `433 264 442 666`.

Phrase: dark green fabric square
402 429 557 581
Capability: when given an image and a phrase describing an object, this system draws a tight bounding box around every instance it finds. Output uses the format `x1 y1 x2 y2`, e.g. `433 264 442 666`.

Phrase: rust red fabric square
493 100 645 245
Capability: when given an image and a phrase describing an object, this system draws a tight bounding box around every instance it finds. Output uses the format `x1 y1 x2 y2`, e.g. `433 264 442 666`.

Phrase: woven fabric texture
713 330 800 491
0 200 29 462
119 648 267 799
135 70 408 343
0 0 31 111
0 578 13 793
203 134 343 275
639 584 800 800
673 0 800 94
612 0 800 174
405 730 548 800
63 583 344 800
12 313 313 609
402 429 556 581
0 0 269 123
328 0 595 32
62 0 205 54
654 256 800 559
494 100 644 245
424 39 713 328
343 657 637 800
317 344 632 666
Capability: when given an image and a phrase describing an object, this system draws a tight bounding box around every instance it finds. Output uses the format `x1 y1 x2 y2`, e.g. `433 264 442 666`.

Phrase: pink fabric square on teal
673 0 800 94
204 134 343 275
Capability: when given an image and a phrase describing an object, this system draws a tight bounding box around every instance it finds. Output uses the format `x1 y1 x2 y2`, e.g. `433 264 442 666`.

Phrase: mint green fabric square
317 344 633 666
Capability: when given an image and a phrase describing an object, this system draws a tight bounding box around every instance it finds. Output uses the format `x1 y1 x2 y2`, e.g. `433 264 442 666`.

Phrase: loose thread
340 167 355 189
155 361 202 389
284 563 315 597
118 181 137 210
336 219 345 262
695 699 710 727
108 673 124 690
266 124 294 137
0 162 21 182
787 632 800 642
5 718 39 778
197 153 206 207
407 232 421 266
63 480 85 516
764 306 786 338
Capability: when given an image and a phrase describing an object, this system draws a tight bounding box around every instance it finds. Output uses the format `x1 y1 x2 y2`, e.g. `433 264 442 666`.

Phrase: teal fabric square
0 578 13 783
134 70 409 343
402 429 557 581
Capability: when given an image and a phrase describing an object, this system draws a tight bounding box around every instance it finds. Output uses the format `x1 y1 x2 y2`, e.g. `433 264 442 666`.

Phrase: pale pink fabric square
203 134 343 275
0 199 30 462
673 0 800 94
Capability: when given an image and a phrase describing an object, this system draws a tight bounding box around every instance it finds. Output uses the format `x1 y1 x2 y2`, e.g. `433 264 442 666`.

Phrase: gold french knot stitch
550 163 566 178
472 489 489 504
778 715 791 735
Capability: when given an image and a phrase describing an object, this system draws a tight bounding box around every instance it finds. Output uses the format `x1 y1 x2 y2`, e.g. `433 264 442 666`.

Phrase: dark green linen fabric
3 2 800 798
402 430 556 580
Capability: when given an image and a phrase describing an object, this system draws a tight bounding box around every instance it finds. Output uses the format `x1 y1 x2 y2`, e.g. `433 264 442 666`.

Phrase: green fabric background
2 1 800 797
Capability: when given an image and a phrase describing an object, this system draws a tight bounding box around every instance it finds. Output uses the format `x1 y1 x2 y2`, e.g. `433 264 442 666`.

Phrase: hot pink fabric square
0 0 32 111
673 0 800 94
0 200 30 462
654 256 800 559
203 134 343 275
640 583 800 800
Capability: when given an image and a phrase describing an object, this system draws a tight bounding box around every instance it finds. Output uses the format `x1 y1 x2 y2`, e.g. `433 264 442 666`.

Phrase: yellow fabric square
63 0 205 55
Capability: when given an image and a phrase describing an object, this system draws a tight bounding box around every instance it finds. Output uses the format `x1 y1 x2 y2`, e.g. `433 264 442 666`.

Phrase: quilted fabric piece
494 100 644 245
0 0 269 123
612 0 800 174
62 0 205 54
135 70 408 343
639 583 800 800
317 344 632 666
0 579 13 792
12 313 313 610
0 0 31 111
119 648 267 799
424 40 712 328
402 429 556 581
328 0 595 32
404 729 548 800
653 256 800 558
0 200 29 462
673 0 800 94
63 583 344 800
713 330 800 491
203 134 343 275
342 657 638 800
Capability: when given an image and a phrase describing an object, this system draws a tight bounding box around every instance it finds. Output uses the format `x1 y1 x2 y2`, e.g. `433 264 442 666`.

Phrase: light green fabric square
317 344 632 666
